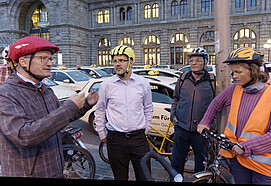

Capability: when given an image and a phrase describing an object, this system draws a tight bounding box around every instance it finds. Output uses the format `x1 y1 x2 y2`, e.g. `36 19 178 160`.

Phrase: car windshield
95 69 111 77
43 78 57 87
66 71 92 82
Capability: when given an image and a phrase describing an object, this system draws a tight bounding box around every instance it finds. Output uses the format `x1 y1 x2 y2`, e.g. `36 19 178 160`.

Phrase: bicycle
61 125 96 179
192 128 234 183
98 108 197 174
98 108 174 164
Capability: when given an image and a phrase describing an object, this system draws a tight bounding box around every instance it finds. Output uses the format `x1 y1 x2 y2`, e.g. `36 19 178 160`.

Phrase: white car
50 70 92 92
179 65 216 75
69 66 113 78
43 78 77 102
133 68 181 79
79 76 175 137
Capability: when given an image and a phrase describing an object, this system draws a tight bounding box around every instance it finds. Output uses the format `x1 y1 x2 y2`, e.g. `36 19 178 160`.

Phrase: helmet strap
21 53 44 82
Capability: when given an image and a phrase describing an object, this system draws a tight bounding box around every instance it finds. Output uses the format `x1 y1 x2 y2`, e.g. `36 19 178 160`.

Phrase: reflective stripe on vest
220 84 271 177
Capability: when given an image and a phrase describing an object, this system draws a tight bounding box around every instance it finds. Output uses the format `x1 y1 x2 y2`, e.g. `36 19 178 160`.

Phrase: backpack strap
179 72 188 90
209 73 216 98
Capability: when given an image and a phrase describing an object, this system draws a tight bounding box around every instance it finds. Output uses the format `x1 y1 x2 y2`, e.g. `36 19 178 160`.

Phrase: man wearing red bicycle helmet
0 36 98 177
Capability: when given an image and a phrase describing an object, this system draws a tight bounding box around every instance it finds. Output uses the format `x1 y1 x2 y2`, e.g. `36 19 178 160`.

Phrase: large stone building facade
0 0 271 68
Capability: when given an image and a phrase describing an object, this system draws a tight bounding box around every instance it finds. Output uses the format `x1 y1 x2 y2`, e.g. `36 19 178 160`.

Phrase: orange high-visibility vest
220 84 271 177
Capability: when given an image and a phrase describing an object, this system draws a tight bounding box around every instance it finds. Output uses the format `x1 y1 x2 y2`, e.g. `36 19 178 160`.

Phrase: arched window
127 7 133 20
119 36 134 47
143 35 160 65
171 1 178 16
98 38 111 66
180 0 188 14
170 33 189 65
144 4 151 19
120 7 125 21
152 3 159 18
200 31 215 64
97 11 103 23
30 4 50 40
233 28 257 49
104 10 110 23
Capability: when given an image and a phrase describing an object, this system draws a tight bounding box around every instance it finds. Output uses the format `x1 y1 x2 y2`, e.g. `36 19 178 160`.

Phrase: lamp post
183 44 192 65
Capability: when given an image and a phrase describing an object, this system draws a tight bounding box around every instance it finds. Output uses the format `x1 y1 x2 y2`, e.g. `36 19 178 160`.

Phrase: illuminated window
97 11 103 23
143 35 160 65
170 33 189 65
144 4 151 19
152 3 159 18
119 36 134 46
30 4 50 40
104 10 109 23
98 38 111 66
233 28 257 49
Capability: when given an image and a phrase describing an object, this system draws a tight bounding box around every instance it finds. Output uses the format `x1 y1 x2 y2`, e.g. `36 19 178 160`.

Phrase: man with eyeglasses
95 45 153 181
0 36 98 177
170 47 216 175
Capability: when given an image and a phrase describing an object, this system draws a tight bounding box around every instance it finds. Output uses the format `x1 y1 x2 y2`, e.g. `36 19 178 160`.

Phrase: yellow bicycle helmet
111 45 135 61
111 45 135 78
224 47 264 66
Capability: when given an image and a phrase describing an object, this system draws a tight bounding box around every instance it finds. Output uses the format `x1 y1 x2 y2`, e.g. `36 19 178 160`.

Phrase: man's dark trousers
107 129 150 181
171 126 208 175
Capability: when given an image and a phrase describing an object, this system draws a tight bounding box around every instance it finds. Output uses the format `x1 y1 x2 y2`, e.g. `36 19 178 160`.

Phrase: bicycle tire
192 175 228 183
63 144 96 179
98 142 110 164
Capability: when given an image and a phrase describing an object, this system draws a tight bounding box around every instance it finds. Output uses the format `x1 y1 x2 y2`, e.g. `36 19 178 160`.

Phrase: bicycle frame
146 120 174 156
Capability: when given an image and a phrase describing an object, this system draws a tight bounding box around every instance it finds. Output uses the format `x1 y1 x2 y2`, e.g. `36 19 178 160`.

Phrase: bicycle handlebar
201 128 236 150
140 151 183 182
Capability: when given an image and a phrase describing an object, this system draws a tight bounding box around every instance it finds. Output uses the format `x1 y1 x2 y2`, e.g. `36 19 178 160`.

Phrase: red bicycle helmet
8 36 59 62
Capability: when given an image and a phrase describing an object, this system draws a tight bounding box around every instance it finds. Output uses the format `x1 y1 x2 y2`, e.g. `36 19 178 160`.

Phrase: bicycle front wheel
192 175 228 183
63 144 96 179
99 142 110 164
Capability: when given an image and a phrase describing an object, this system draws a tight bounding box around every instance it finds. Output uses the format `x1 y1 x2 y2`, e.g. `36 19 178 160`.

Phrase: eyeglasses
189 59 204 64
113 59 129 64
24 56 56 64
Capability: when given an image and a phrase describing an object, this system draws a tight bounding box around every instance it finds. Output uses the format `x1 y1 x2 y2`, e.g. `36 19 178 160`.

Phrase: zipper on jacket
189 86 196 131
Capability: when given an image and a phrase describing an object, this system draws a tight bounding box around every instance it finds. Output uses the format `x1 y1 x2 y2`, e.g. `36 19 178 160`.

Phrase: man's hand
172 117 178 125
197 124 209 134
86 90 98 106
69 92 85 109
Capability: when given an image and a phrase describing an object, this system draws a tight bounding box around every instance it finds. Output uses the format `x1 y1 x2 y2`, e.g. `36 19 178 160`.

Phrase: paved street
70 119 196 182
0 119 233 183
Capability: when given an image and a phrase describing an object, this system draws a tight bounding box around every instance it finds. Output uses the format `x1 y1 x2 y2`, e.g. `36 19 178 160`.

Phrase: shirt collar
113 72 136 82
16 72 42 87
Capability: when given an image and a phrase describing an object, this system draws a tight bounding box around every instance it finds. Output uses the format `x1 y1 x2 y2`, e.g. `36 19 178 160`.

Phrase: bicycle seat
164 108 171 113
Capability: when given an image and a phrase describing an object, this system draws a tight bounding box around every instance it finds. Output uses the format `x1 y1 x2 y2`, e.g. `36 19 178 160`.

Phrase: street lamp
183 44 193 64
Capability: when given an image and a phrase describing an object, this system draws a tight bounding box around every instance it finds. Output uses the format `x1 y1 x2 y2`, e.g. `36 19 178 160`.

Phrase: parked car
179 65 216 75
69 66 113 78
50 70 92 92
43 78 77 102
133 68 181 79
79 77 175 137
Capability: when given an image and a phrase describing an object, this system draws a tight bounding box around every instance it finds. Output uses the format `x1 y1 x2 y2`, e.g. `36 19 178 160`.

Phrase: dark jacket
0 74 92 177
170 70 214 131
